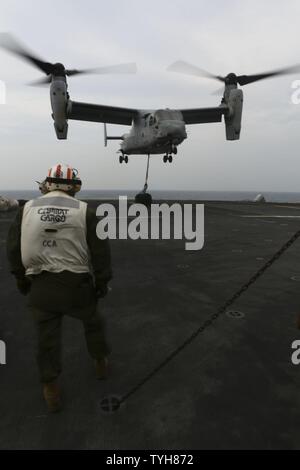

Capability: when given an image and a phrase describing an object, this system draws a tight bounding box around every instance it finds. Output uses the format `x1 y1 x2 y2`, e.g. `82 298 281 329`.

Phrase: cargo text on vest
38 207 69 223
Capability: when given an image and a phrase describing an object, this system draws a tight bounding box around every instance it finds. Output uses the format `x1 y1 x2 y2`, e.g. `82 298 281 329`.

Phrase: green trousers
28 271 110 383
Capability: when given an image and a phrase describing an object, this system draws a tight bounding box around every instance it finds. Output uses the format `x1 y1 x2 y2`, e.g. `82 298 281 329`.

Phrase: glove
16 277 31 296
95 283 108 299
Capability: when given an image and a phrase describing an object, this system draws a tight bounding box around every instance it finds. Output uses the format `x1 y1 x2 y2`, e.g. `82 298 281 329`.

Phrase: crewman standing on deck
7 164 112 413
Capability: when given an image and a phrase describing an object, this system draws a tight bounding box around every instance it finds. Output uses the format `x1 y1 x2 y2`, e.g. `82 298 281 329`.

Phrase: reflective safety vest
21 191 90 276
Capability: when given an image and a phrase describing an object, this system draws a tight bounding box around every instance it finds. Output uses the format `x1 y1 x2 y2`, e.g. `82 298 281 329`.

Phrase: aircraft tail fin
104 123 123 147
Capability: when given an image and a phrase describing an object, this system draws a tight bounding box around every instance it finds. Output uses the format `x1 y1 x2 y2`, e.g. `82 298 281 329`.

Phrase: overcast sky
0 0 300 192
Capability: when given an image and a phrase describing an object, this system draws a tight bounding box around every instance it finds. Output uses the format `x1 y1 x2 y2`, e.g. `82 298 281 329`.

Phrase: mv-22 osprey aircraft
1 34 300 203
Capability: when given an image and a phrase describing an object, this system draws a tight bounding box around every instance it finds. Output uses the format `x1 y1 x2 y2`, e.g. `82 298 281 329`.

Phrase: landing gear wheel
124 155 129 164
172 146 177 155
119 155 124 164
163 154 168 163
168 155 173 163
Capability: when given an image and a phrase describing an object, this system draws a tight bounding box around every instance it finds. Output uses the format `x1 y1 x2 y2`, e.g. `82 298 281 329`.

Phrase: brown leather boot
95 357 109 380
43 381 62 413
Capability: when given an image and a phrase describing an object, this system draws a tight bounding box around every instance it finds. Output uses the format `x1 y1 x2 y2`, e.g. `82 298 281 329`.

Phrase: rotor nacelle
50 78 68 139
224 88 243 140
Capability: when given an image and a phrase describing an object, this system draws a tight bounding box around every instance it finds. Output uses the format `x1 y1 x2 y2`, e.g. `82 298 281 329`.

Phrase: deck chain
105 229 300 410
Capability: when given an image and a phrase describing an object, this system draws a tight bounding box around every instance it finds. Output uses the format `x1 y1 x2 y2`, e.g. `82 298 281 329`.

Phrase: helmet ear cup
73 184 82 193
36 180 49 194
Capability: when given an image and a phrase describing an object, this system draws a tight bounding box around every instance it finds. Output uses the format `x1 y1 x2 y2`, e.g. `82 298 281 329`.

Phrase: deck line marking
241 215 300 219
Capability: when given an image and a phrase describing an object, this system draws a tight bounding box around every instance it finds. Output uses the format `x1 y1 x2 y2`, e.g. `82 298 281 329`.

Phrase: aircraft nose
170 123 186 138
159 121 186 139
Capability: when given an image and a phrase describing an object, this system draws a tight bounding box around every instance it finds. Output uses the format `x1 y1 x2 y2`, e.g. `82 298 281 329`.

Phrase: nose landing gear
119 154 129 164
163 154 173 163
163 144 177 163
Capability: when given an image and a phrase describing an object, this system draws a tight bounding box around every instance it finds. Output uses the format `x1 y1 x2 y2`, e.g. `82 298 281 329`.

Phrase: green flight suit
7 201 112 383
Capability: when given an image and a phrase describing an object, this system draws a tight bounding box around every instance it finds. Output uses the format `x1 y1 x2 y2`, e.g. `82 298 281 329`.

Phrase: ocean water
1 189 300 203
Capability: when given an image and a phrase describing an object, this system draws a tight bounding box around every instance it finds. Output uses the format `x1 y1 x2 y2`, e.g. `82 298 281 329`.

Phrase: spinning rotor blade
66 63 137 76
168 59 300 88
0 33 53 75
236 64 300 86
28 76 52 86
211 87 224 96
0 33 137 84
167 60 224 82
28 63 137 86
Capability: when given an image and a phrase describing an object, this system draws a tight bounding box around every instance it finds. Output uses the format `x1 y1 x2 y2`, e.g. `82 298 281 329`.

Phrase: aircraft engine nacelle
50 79 68 140
225 88 243 141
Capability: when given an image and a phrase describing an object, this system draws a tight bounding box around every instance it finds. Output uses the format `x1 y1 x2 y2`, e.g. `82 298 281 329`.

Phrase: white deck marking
275 205 300 210
241 215 300 219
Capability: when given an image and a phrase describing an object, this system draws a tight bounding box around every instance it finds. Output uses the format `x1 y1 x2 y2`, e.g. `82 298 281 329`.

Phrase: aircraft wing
67 100 138 126
179 105 229 125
